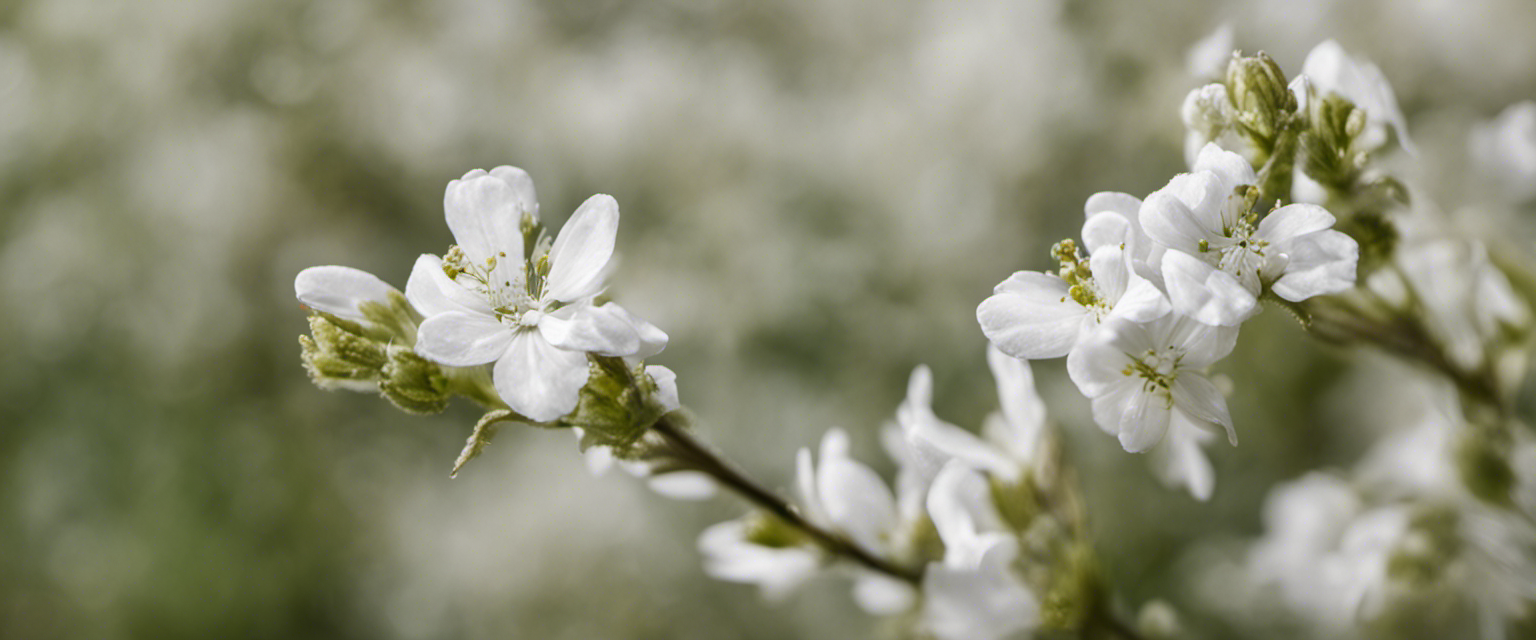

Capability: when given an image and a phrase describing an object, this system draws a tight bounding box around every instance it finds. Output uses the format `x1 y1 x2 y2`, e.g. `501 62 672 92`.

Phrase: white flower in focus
978 194 1172 360
920 462 1039 640
406 167 667 422
1142 144 1358 326
295 265 405 329
1300 39 1415 155
1471 101 1536 202
1067 314 1237 455
1081 191 1167 288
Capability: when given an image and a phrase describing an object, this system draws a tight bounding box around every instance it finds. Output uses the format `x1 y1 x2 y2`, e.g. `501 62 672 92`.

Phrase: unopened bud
300 314 389 390
1226 52 1296 143
379 347 450 414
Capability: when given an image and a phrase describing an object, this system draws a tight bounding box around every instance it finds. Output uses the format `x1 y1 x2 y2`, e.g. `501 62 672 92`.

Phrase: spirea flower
407 167 666 422
978 200 1171 360
1067 314 1237 454
1142 144 1359 325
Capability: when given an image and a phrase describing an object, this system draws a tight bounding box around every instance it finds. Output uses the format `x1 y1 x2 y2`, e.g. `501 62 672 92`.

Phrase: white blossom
978 196 1172 360
920 461 1039 640
1141 144 1358 326
406 166 666 422
1299 39 1415 155
696 518 821 602
1185 23 1233 80
1067 314 1237 455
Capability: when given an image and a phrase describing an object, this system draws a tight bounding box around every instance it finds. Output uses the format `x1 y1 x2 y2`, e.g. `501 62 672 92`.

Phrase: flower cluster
296 166 678 476
1230 378 1536 638
700 348 1098 640
978 140 1359 499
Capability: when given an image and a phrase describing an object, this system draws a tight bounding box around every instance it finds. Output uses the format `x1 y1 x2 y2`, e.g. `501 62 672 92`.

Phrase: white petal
1089 381 1140 437
1109 275 1172 323
925 463 999 560
1257 203 1336 244
610 304 669 359
1192 142 1258 190
1065 327 1134 397
1271 230 1359 301
295 265 398 322
1082 210 1132 254
818 455 897 551
647 471 716 501
908 413 1016 481
1148 418 1215 501
852 573 916 615
697 521 819 600
405 254 493 317
795 447 826 524
494 330 591 422
544 194 619 302
537 303 641 356
1090 246 1130 301
921 540 1037 640
1117 388 1172 453
1140 189 1216 255
488 166 539 221
1165 314 1239 367
645 365 681 412
1162 251 1258 326
581 437 616 476
1170 374 1236 446
415 311 514 366
985 346 1046 461
443 169 528 268
976 272 1087 360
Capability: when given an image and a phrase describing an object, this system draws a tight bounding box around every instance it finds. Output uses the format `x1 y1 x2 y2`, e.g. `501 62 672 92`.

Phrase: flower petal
1140 188 1216 255
1271 230 1359 301
1192 142 1258 191
1148 417 1216 501
645 364 681 412
646 471 716 501
986 346 1045 461
610 304 669 359
1116 387 1172 453
1171 373 1236 446
295 265 397 322
1108 276 1172 323
852 573 916 616
544 194 619 302
1066 328 1134 398
537 302 641 356
488 166 539 221
494 330 591 422
415 311 514 366
976 272 1086 360
818 455 898 552
1258 203 1336 244
444 169 529 268
405 254 494 317
1162 251 1258 326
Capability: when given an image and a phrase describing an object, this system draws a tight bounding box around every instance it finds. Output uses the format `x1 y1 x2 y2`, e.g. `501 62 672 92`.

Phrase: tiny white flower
978 196 1172 360
920 462 1039 640
294 265 403 327
1141 144 1358 325
894 348 1050 486
1067 314 1237 454
1470 101 1536 202
1299 39 1415 155
407 166 666 422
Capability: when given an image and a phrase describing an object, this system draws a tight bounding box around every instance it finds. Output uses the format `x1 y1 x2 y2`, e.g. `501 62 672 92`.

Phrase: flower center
442 244 539 321
1123 348 1181 404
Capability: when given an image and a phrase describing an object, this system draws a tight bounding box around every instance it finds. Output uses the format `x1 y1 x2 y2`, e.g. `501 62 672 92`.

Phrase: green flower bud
1226 52 1297 145
378 347 450 415
299 314 388 390
562 356 668 457
357 290 421 345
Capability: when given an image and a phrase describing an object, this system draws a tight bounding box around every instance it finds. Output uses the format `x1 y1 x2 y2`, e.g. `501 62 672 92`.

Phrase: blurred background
3 0 1534 638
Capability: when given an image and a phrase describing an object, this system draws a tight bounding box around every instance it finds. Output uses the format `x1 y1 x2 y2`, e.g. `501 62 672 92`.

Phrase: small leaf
452 410 522 477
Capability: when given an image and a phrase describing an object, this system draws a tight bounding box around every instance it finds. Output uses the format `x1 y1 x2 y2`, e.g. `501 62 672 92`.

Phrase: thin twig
649 414 924 584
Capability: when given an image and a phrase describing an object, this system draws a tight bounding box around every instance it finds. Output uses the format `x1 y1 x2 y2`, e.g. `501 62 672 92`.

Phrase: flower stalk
648 413 925 584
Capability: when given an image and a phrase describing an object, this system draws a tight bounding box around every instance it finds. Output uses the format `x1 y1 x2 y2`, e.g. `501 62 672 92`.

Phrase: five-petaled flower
406 167 665 422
